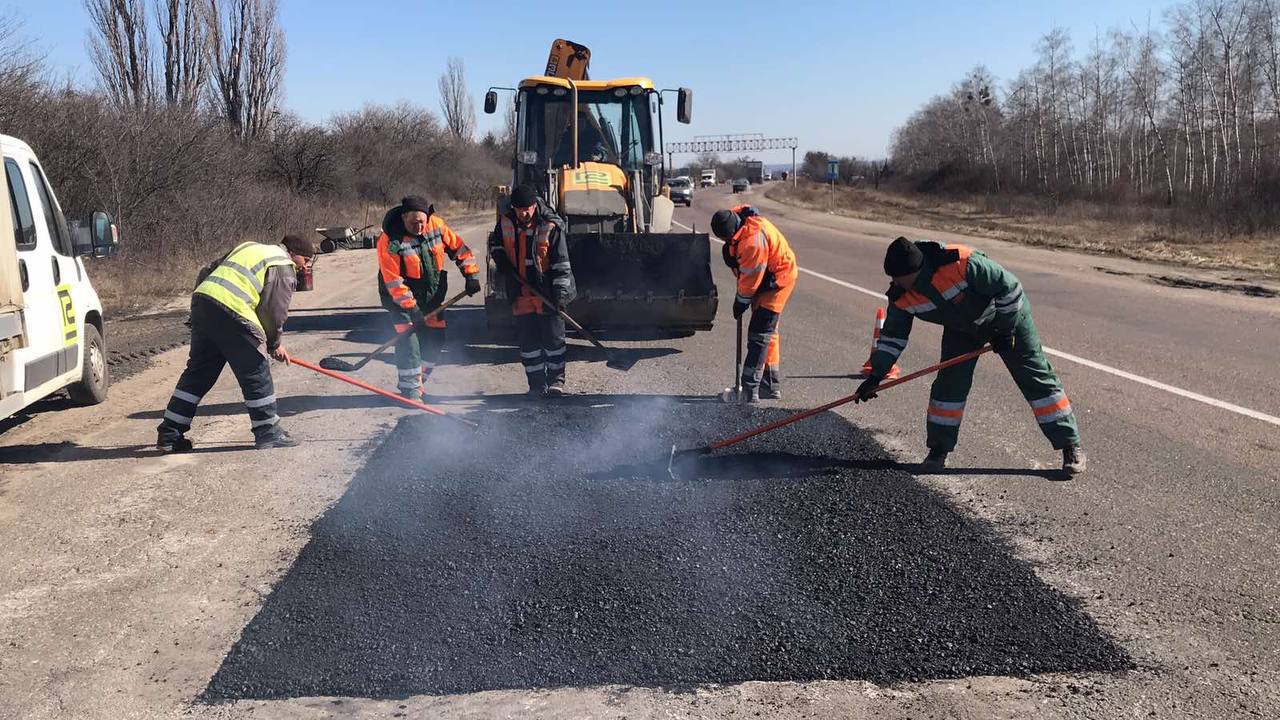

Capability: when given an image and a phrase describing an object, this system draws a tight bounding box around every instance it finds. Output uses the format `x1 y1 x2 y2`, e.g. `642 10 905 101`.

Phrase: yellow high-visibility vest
194 242 294 330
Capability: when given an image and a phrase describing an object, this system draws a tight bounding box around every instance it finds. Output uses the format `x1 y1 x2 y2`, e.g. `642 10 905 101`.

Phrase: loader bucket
486 231 718 333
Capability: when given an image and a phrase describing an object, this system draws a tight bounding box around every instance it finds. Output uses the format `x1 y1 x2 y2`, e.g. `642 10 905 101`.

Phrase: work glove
721 242 739 271
854 375 882 403
732 298 750 320
990 333 1016 356
491 247 512 275
464 274 481 296
408 307 426 327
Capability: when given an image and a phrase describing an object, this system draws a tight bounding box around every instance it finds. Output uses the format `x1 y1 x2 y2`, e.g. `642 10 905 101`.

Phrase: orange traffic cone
861 307 902 379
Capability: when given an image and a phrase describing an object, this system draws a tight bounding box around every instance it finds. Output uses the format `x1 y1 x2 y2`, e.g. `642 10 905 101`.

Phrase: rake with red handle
668 346 993 479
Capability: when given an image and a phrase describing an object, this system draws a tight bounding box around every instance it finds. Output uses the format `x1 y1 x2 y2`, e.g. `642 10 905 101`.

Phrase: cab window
30 162 72 256
4 158 37 250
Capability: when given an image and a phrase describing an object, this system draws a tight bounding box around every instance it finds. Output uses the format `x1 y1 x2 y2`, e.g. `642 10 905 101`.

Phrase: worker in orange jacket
377 196 480 401
711 205 799 401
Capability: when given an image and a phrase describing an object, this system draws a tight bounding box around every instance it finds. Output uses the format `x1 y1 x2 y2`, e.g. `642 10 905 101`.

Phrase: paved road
0 193 1276 719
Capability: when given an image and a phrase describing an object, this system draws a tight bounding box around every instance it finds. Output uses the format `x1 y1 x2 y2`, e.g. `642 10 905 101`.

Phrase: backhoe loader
482 39 717 332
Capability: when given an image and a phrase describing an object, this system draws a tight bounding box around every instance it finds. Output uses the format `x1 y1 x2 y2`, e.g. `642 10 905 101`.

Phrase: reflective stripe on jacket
194 241 295 331
500 215 558 316
868 241 1025 378
728 205 798 305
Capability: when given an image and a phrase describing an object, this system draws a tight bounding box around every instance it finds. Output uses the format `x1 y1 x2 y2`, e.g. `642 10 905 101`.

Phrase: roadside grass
767 182 1280 279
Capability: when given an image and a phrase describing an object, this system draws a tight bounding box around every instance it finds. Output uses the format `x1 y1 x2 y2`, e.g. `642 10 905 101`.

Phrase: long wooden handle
291 356 478 428
369 289 471 358
706 346 993 452
510 272 612 354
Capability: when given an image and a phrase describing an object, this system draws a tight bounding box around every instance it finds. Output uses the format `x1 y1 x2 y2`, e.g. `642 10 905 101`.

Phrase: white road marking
681 217 1280 428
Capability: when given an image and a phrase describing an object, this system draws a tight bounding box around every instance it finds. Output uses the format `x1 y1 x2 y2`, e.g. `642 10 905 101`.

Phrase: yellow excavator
482 39 717 332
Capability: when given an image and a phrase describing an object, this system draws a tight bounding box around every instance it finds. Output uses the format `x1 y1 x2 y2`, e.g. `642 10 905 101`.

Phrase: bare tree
438 56 474 142
156 0 207 108
204 0 284 140
85 0 153 109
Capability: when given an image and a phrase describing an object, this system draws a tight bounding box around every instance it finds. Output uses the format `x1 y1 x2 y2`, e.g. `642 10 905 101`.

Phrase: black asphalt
203 401 1129 701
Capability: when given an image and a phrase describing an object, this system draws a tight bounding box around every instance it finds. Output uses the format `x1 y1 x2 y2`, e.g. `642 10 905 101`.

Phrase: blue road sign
826 159 839 182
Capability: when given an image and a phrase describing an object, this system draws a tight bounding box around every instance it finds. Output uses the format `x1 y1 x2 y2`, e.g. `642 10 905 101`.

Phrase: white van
1 134 119 419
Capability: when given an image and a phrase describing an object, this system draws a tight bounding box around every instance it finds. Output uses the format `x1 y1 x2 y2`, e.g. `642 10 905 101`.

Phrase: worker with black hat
490 184 576 397
711 205 798 401
377 195 481 401
157 234 316 452
855 236 1086 477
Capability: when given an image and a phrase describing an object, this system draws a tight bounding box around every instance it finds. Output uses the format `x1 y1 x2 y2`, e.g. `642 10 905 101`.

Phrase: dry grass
767 183 1280 279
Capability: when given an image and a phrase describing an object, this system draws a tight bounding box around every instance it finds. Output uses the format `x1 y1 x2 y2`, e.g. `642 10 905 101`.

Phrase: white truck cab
1 134 119 419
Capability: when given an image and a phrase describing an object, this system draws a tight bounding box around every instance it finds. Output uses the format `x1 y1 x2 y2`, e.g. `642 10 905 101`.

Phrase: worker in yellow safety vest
157 235 315 452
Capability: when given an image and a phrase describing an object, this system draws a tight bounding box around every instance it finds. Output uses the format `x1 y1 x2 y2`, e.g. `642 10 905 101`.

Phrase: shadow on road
0 440 253 464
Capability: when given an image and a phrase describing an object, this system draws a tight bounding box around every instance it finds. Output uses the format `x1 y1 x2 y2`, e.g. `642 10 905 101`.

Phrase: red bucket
296 262 315 292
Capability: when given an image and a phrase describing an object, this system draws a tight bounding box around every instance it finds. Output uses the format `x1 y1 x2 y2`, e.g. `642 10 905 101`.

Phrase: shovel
318 290 469 372
718 315 744 402
668 345 993 479
510 273 639 372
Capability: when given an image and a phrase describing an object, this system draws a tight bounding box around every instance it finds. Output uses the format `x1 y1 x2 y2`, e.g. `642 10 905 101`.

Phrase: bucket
296 262 315 292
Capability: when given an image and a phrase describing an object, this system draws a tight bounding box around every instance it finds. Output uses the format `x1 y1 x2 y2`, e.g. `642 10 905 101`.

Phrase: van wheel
68 324 109 405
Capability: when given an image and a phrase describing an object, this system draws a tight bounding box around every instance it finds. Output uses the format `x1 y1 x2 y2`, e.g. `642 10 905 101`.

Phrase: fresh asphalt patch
203 400 1130 701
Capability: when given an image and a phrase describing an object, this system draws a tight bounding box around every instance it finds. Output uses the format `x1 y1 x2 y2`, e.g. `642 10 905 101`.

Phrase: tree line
0 2 507 300
889 0 1280 232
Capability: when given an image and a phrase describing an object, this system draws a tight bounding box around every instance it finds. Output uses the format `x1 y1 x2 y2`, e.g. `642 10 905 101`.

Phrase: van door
5 156 73 396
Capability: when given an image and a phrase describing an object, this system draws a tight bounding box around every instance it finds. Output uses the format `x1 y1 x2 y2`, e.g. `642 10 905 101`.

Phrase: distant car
763 172 773 181
731 178 749 193
667 177 694 206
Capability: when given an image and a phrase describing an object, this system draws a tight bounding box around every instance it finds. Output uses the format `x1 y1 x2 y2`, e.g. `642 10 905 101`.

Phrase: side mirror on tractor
677 88 693 124
484 90 497 115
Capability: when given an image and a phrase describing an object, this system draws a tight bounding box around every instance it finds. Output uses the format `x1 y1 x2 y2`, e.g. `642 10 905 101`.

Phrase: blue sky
12 0 1177 162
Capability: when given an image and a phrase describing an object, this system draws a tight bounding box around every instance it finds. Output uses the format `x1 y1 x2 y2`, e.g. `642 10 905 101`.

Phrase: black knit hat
884 236 924 276
509 184 539 209
400 195 432 214
710 209 740 240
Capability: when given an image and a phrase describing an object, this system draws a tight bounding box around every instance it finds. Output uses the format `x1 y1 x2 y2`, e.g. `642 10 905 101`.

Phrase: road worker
855 237 1086 476
377 196 481 401
156 235 315 452
490 184 576 398
711 205 798 401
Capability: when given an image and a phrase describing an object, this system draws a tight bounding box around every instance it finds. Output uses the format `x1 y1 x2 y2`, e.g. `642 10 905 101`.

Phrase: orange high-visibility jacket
494 206 575 316
378 214 479 311
728 205 798 305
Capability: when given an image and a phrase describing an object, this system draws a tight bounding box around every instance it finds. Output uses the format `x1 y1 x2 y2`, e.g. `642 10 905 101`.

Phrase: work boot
920 448 948 472
526 385 546 399
1060 445 1087 478
759 384 782 400
740 386 760 403
256 430 300 449
544 381 566 398
400 386 424 403
156 433 193 453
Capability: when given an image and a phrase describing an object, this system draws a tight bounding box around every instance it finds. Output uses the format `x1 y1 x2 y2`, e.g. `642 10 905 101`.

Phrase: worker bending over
490 185 576 398
711 205 798 401
855 237 1086 477
157 235 315 452
377 196 480 401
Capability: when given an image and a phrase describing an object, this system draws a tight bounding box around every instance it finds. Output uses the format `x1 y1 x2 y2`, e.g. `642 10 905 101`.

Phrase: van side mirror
90 211 119 258
677 88 693 124
484 90 497 115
